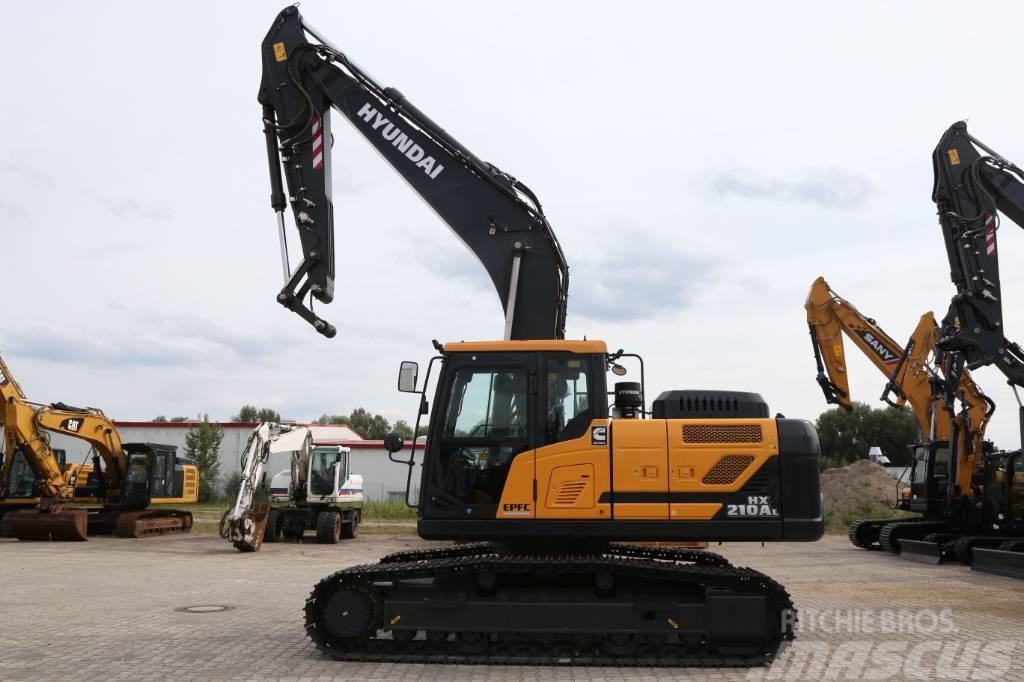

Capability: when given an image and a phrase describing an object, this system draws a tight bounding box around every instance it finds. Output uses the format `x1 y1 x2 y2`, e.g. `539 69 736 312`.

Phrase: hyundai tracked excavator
260 7 822 665
805 277 995 559
0 354 197 540
913 122 1024 576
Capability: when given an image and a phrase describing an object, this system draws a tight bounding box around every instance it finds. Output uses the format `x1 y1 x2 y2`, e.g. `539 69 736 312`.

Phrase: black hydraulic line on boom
932 121 1024 388
258 6 569 340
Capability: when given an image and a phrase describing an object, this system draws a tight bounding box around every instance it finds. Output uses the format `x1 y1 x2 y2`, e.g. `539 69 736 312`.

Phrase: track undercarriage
849 518 1024 577
305 543 795 667
0 507 193 540
847 518 947 553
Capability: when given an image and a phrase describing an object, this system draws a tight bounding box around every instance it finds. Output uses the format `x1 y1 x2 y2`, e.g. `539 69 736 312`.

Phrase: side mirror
384 432 405 454
398 361 419 392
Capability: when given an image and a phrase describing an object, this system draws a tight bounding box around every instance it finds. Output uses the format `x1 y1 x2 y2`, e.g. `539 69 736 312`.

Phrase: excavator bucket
232 503 270 553
898 539 946 564
0 509 88 541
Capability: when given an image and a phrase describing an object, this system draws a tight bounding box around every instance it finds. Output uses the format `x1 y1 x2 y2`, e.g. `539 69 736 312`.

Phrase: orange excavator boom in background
805 276 993 553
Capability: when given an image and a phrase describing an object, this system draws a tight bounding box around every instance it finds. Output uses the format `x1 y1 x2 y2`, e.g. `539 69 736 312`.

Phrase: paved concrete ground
0 533 1021 681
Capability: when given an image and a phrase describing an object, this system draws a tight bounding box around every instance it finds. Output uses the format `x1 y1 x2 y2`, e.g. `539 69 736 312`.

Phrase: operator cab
404 342 609 520
982 450 1024 532
2 448 67 500
308 446 349 499
908 440 951 515
112 443 186 508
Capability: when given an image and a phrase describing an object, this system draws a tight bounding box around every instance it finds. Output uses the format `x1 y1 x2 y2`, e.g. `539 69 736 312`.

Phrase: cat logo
591 426 608 446
0 369 7 386
61 418 83 433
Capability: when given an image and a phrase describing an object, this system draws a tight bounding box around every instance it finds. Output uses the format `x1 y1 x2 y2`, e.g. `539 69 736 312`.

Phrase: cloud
708 168 874 209
3 161 55 188
0 200 27 220
106 197 175 222
1 314 293 368
569 237 714 323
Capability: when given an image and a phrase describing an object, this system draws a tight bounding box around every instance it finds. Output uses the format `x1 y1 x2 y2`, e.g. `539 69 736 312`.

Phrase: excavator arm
224 423 310 551
34 404 127 498
932 121 1024 384
806 276 994 496
259 7 568 340
806 276 919 415
0 355 73 504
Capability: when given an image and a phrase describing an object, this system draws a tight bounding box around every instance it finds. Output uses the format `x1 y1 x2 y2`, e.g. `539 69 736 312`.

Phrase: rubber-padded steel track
879 520 948 554
305 543 794 667
847 519 895 549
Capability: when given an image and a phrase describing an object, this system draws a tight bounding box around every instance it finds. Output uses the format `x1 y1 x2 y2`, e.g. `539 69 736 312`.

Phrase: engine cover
652 390 769 419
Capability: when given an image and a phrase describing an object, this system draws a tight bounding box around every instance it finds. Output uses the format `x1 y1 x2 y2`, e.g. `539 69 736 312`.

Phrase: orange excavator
258 7 823 665
0 354 197 540
805 276 993 555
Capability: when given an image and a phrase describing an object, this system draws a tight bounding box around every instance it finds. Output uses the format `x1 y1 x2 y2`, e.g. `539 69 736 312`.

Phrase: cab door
610 419 669 518
421 352 536 520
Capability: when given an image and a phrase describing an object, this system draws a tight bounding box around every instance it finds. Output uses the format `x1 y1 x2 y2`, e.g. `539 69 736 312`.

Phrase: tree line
814 401 918 468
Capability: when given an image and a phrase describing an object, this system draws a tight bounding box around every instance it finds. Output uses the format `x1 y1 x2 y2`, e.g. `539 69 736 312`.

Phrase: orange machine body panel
499 417 780 522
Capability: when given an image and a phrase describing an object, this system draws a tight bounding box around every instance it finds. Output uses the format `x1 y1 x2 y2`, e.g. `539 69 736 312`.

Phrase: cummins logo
356 103 445 180
857 330 899 365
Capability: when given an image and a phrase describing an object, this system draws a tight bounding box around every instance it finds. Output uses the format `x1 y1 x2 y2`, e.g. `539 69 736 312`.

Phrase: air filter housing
652 390 769 419
614 382 643 418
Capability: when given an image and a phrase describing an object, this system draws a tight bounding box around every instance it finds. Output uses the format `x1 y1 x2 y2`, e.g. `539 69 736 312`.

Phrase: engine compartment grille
682 424 763 444
702 454 757 485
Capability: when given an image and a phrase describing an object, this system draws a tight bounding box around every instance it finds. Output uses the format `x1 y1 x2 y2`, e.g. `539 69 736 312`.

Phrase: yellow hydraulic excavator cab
1 448 67 502
390 340 823 543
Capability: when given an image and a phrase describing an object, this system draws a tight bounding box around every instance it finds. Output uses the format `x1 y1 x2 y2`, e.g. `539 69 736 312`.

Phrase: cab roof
443 340 608 354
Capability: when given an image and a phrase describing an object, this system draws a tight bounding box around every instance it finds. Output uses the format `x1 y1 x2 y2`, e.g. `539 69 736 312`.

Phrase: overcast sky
6 1 1024 450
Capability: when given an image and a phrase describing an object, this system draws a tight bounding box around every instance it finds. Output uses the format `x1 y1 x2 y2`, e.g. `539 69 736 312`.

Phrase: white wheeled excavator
222 422 363 551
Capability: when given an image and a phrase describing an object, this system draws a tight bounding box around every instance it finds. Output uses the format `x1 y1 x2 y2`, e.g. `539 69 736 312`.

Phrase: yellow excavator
259 7 823 666
805 276 993 556
0 354 198 540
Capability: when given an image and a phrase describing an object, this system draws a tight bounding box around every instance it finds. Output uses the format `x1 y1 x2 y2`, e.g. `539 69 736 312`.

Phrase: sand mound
820 458 902 520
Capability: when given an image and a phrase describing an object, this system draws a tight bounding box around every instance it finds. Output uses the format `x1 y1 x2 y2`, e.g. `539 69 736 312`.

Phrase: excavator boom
259 6 568 340
224 423 311 551
805 276 992 495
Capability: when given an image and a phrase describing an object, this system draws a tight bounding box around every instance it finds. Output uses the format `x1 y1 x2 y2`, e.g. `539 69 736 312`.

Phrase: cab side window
544 357 592 445
437 367 529 507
